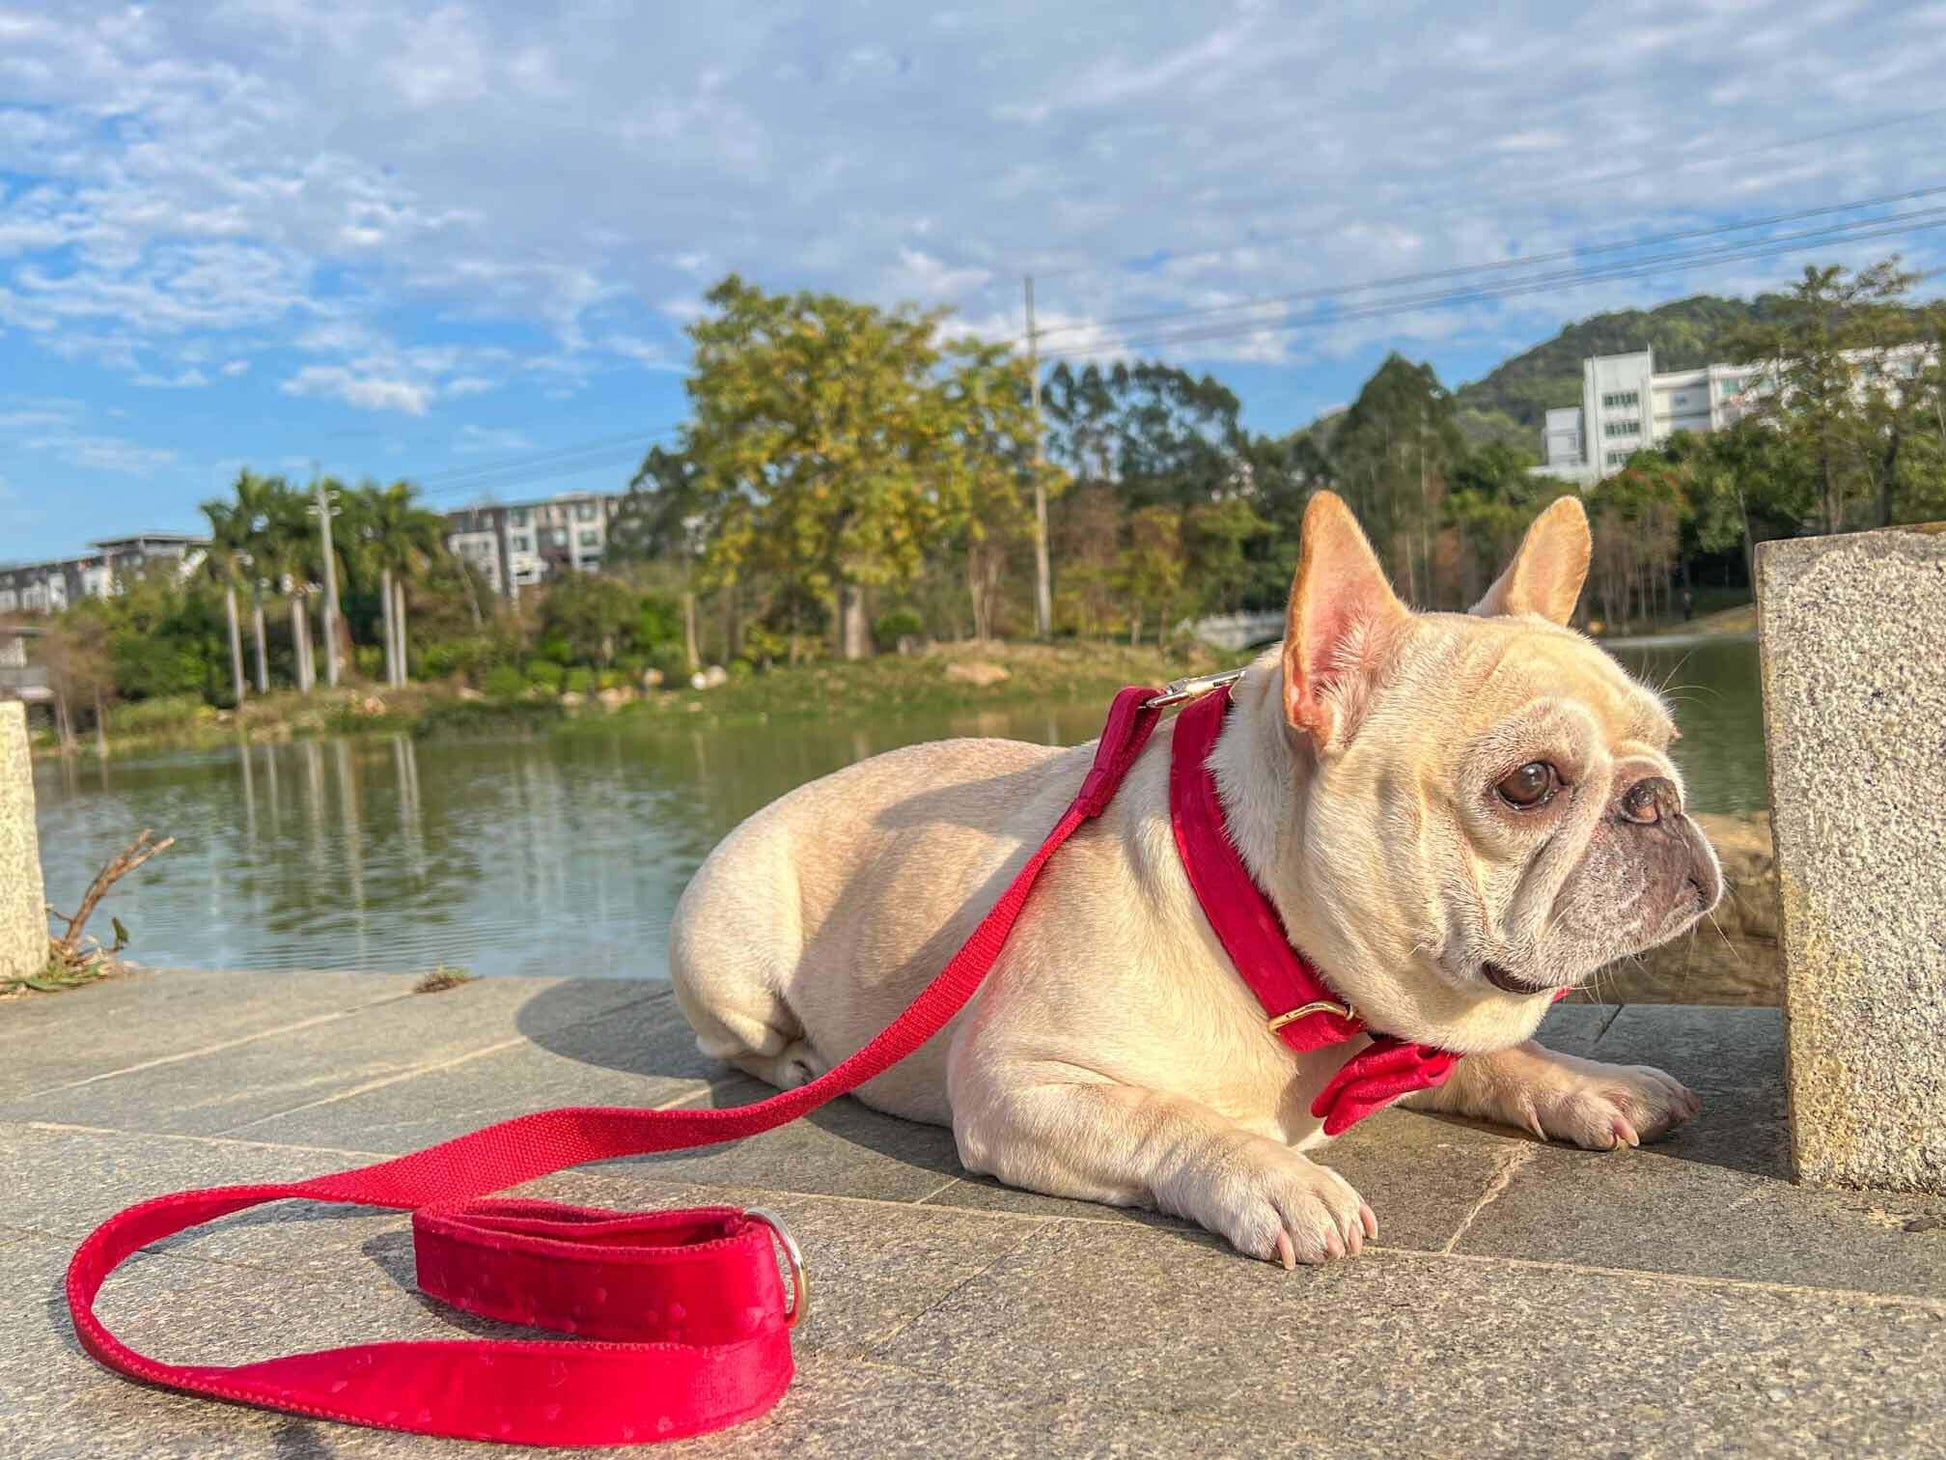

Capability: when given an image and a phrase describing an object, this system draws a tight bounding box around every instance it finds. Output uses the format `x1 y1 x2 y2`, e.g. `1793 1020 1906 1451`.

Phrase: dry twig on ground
6 829 176 996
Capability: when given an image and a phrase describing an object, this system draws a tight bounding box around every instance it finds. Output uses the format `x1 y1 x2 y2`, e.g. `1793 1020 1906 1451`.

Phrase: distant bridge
1184 610 1284 653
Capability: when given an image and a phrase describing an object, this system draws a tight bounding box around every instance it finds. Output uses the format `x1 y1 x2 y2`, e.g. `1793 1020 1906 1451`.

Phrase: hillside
1450 294 1788 451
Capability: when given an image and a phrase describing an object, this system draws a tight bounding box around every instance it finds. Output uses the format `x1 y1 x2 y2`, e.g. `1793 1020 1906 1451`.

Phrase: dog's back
669 733 1086 1123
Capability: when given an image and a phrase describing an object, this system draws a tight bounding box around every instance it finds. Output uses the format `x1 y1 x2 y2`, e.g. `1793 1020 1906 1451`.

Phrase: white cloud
455 423 531 452
132 366 210 388
0 0 1940 437
0 395 177 472
282 365 434 414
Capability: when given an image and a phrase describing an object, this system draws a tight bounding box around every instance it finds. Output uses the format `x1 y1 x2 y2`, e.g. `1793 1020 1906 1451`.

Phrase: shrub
108 694 209 735
420 637 499 680
563 667 594 695
482 664 525 699
645 644 691 685
873 607 925 652
526 660 565 693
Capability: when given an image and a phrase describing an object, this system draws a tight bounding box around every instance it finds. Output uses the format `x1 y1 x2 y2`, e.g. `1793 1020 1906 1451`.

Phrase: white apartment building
0 532 208 615
1538 343 1934 485
443 490 625 600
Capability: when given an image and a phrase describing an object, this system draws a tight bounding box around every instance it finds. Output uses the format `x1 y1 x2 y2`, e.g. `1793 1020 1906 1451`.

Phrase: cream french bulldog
671 492 1722 1266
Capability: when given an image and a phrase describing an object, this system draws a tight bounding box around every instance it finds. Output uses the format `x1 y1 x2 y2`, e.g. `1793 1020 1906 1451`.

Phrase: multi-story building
0 532 207 615
443 490 625 599
1538 344 1934 485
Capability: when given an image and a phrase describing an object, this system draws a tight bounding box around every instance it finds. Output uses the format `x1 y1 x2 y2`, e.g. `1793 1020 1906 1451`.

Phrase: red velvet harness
65 680 1461 1447
1170 682 1462 1135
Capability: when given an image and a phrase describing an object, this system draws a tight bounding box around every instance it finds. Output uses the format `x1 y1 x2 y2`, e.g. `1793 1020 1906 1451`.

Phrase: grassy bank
28 640 1236 761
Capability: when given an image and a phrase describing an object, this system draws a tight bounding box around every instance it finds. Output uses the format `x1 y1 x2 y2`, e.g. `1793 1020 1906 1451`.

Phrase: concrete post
0 702 48 983
1757 524 1946 1192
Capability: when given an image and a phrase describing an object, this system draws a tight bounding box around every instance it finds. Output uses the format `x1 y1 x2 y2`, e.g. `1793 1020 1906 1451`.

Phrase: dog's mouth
1480 961 1555 997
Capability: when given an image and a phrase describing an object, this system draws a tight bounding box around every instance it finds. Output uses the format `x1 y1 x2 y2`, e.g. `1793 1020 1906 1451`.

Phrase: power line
1042 207 1946 362
1031 183 1946 343
1017 105 1946 287
413 427 682 491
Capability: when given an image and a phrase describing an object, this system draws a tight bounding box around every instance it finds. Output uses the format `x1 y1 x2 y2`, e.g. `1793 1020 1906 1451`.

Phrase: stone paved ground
2 969 1942 1458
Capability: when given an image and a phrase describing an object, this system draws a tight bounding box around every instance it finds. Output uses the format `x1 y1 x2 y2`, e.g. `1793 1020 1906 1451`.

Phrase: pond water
31 636 1765 980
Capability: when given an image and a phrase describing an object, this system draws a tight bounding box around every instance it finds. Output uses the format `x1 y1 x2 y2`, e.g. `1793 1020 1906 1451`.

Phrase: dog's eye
1496 762 1559 808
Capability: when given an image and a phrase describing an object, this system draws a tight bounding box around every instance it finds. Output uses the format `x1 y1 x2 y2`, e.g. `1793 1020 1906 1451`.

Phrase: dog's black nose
1617 775 1681 826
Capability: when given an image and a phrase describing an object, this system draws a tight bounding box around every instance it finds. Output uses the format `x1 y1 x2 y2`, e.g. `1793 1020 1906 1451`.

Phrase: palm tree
360 480 447 688
271 485 319 694
198 494 252 704
226 470 288 695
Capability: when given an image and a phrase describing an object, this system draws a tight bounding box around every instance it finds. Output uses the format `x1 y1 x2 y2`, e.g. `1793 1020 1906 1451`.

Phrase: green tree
1730 260 1919 535
940 343 1049 640
215 470 297 693
1330 354 1466 606
1117 505 1186 646
198 493 253 704
540 574 644 667
1443 443 1557 607
347 480 448 686
1183 496 1268 616
1042 360 1246 509
682 275 991 660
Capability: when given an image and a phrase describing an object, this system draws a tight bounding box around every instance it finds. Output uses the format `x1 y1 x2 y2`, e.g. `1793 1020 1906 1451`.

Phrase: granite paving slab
594 1070 968 1203
3 971 1942 1458
237 988 722 1151
1455 1138 1946 1298
0 967 421 1100
0 976 651 1137
873 1219 1946 1458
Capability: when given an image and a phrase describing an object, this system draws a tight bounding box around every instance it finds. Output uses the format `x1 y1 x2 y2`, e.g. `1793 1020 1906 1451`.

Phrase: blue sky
4 2 1945 561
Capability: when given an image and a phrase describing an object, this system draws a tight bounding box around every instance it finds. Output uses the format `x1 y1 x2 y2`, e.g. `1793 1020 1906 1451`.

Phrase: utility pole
1024 275 1052 639
313 464 341 688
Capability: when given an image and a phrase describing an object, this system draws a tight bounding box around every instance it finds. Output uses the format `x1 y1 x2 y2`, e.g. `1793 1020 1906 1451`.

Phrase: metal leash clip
743 1207 810 1331
1143 667 1248 710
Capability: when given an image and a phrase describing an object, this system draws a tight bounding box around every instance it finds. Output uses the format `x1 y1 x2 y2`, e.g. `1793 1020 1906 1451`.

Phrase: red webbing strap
66 687 1164 1448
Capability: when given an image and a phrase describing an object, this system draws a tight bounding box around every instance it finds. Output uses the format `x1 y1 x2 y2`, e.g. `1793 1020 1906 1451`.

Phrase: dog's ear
1472 496 1590 624
1283 491 1410 750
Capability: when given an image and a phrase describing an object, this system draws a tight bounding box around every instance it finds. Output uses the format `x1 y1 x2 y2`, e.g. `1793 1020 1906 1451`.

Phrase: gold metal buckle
1143 667 1248 710
743 1207 809 1331
1267 999 1356 1034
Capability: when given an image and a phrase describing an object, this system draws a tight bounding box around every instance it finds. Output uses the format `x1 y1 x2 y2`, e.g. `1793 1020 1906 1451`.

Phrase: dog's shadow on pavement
515 980 970 1189
516 981 1795 1199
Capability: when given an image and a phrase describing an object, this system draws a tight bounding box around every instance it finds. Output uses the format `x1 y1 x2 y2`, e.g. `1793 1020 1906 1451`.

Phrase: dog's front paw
1521 1062 1700 1150
1192 1137 1376 1268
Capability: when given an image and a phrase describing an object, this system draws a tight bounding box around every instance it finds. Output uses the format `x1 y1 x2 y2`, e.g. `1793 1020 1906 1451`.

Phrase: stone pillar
0 702 48 982
1757 524 1946 1192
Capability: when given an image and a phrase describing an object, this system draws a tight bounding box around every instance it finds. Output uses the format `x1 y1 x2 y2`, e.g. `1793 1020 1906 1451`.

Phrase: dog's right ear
1283 492 1410 751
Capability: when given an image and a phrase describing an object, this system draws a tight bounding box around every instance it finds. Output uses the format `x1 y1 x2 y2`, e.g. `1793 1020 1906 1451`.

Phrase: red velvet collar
1167 683 1462 1135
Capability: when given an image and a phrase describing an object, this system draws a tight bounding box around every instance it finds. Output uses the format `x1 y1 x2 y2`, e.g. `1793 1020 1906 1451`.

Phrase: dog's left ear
1284 492 1410 750
1471 495 1591 624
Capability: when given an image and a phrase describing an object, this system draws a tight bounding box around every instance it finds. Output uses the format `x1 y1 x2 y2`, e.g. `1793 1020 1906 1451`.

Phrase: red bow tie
1168 684 1462 1135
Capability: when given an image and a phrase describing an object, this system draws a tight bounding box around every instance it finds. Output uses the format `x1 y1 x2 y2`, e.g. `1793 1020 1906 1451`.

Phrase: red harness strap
1169 684 1463 1135
67 687 1166 1448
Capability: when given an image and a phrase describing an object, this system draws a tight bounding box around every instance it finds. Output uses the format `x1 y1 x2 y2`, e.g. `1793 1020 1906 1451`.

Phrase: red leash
66 687 1167 1448
68 679 1484 1445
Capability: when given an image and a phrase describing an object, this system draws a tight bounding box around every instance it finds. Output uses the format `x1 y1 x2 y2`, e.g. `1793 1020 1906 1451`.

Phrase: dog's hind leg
668 840 830 1093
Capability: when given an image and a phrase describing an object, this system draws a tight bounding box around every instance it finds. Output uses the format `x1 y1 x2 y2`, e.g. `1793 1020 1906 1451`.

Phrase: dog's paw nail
1611 1116 1639 1148
1324 1229 1345 1260
1359 1202 1379 1241
1275 1231 1296 1270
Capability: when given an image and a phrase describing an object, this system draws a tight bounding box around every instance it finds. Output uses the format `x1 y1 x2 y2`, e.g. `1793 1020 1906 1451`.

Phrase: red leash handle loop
65 687 1165 1448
